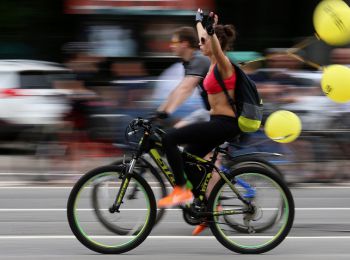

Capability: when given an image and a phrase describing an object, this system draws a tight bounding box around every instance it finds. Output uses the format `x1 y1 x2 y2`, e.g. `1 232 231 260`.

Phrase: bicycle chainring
182 210 202 225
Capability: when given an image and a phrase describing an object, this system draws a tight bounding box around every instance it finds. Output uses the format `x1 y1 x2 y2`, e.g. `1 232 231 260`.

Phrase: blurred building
1 0 349 66
64 0 214 55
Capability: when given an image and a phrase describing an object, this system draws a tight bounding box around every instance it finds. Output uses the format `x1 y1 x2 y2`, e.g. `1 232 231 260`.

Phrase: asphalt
0 185 350 259
1 154 350 186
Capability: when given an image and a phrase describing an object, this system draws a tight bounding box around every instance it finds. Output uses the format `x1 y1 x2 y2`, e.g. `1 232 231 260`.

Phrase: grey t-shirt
183 50 211 110
183 50 210 78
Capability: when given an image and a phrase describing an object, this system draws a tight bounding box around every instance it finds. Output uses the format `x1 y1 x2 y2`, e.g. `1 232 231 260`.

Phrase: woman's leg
159 116 240 209
162 123 208 186
162 115 240 186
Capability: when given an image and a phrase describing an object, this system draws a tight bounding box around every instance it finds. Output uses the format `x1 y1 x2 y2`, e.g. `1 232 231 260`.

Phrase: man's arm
158 76 201 114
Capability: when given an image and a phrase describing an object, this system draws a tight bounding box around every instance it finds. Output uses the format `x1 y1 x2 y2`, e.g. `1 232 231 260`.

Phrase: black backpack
214 63 263 132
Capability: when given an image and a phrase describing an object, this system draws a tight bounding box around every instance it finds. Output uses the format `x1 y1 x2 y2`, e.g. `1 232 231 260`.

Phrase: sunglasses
200 37 206 45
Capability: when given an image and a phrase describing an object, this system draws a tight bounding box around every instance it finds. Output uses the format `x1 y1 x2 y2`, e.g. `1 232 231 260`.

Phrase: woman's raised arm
207 12 233 78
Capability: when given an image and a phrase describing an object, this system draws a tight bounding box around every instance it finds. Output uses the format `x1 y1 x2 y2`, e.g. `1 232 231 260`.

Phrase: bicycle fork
109 158 137 213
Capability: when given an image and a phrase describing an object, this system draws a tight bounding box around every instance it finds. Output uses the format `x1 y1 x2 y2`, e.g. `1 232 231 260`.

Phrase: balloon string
240 34 322 70
286 35 317 54
285 53 322 70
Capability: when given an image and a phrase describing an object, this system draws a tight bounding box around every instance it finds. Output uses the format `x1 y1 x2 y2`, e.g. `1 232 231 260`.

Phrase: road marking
1 185 350 189
0 208 350 211
0 208 176 211
0 183 165 188
295 208 350 211
0 173 82 176
294 186 350 189
0 235 349 239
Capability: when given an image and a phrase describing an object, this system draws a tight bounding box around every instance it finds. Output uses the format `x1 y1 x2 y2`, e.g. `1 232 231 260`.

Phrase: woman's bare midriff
208 91 236 117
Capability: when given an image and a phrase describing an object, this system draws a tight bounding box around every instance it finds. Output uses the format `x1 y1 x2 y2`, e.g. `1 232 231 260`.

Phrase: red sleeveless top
203 67 236 94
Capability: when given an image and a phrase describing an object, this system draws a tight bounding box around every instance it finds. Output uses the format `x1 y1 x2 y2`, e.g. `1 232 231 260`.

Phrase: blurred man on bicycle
156 26 210 122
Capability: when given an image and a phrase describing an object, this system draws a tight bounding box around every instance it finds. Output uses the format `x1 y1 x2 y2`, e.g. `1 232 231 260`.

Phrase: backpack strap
197 83 211 111
213 64 237 115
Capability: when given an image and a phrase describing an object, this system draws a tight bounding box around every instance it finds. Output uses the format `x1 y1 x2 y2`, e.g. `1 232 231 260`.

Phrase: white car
0 60 73 126
0 60 74 143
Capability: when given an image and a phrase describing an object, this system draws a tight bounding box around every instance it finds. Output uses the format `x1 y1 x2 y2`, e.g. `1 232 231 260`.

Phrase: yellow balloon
321 65 350 103
313 0 350 46
265 110 302 143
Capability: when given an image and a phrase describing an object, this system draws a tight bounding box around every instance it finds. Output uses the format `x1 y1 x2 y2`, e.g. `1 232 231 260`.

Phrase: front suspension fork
109 158 137 213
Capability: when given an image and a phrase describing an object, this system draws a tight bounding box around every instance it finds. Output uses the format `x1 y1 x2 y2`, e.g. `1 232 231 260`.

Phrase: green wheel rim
73 172 151 249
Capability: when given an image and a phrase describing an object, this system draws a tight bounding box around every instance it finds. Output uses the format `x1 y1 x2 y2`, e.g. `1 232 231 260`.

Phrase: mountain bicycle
67 117 294 254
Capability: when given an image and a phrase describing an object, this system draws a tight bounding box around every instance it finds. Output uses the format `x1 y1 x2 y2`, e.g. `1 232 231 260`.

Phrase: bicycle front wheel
67 165 156 254
208 166 294 254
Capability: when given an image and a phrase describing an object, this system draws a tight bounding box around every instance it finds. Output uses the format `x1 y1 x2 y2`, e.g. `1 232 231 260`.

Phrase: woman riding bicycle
158 10 240 221
68 9 295 254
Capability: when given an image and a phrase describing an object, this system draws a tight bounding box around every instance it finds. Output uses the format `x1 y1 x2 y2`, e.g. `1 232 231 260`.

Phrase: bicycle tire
67 165 156 254
208 165 294 254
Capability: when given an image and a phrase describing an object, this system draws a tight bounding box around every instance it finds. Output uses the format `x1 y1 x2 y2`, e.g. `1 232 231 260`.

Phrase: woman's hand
205 12 218 35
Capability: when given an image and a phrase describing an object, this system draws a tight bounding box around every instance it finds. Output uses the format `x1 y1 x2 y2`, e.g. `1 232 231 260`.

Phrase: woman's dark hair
215 24 236 51
173 27 198 49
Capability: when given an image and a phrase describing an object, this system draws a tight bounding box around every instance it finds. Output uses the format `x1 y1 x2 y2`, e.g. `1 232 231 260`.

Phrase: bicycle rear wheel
208 166 294 254
67 165 156 254
222 157 285 233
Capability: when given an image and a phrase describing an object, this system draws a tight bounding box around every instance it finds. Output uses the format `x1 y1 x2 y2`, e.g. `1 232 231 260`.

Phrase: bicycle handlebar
125 117 159 143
